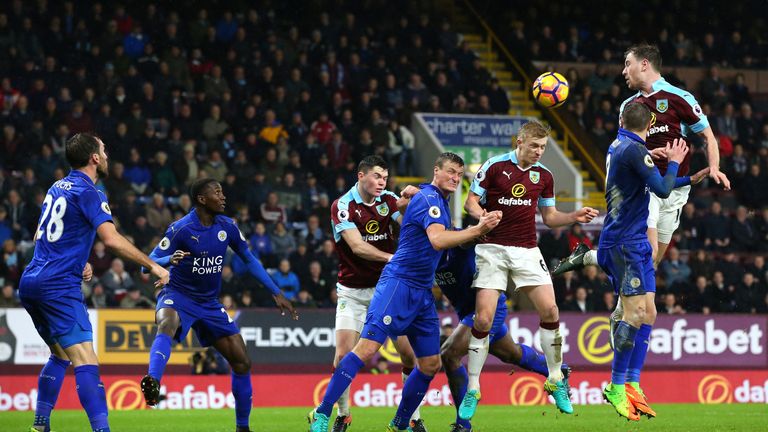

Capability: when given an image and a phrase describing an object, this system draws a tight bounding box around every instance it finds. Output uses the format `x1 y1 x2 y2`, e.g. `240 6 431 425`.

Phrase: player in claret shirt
140 178 297 432
460 121 599 419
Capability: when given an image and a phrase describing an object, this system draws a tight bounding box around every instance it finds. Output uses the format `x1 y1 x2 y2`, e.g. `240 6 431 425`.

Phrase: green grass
2 405 766 431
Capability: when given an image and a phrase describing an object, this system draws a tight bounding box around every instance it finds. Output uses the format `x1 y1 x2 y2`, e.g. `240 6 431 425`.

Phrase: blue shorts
156 289 239 347
19 277 93 348
598 242 655 297
459 296 509 344
362 278 440 358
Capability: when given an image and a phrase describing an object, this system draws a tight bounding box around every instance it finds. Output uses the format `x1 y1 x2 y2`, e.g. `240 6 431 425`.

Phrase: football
532 71 569 108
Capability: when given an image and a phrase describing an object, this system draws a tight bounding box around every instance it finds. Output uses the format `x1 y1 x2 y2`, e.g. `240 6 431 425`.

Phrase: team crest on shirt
644 154 654 168
428 206 441 219
630 277 641 288
656 99 669 113
218 230 227 241
376 203 389 216
158 237 171 250
337 209 349 222
383 315 392 325
529 171 540 184
101 202 112 215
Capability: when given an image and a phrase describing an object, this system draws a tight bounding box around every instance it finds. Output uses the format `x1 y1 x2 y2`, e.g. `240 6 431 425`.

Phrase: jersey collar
69 169 95 185
350 182 382 204
420 183 448 200
639 76 667 97
617 128 646 145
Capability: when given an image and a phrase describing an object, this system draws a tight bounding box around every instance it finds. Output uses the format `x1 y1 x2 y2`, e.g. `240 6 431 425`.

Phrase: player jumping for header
600 103 703 420
460 121 599 420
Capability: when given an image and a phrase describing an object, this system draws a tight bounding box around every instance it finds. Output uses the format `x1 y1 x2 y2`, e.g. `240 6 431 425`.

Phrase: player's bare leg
332 328 358 428
458 288 500 420
213 334 254 432
523 284 573 414
142 307 180 406
393 335 425 430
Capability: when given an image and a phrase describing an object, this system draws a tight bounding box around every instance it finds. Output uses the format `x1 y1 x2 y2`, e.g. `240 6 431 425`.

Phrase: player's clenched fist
574 207 599 223
170 250 191 265
476 211 501 234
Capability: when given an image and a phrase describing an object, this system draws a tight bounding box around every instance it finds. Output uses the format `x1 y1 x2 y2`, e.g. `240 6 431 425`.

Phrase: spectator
101 258 135 298
660 247 691 289
89 240 113 278
119 286 156 309
662 293 686 315
201 149 228 183
703 201 730 251
295 289 317 308
124 148 152 195
270 222 296 260
0 282 19 307
1 239 21 284
151 151 178 196
565 286 592 313
567 224 594 251
685 276 715 314
146 193 173 231
730 206 757 251
86 282 111 309
304 260 332 304
270 259 300 301
734 273 766 314
539 227 573 268
387 119 415 175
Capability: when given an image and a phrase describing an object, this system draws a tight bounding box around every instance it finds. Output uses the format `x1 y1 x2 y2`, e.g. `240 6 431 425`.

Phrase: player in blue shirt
436 245 571 432
309 153 501 432
140 178 297 432
19 133 170 432
599 103 691 420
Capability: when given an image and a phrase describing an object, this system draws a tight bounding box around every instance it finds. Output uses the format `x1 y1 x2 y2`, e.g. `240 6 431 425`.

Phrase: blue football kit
149 209 280 346
435 245 508 344
362 183 452 358
598 128 690 296
20 170 113 348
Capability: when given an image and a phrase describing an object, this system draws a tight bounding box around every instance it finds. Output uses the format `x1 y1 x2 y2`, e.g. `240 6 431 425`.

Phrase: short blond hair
517 121 551 143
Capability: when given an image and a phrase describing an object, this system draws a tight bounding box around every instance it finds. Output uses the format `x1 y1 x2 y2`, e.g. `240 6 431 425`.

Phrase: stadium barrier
1 309 765 368
1 370 766 411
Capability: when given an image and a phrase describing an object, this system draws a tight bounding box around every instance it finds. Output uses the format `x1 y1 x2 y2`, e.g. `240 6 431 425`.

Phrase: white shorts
472 243 552 291
335 283 375 333
647 185 690 244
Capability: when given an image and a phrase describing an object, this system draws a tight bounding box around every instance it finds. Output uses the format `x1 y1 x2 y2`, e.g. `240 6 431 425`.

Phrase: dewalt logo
98 310 200 364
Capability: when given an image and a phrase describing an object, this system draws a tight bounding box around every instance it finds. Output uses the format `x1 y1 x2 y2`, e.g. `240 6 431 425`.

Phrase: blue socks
611 321 639 385
392 368 433 430
147 333 173 381
232 372 252 428
74 365 110 432
626 324 652 383
445 366 472 430
317 352 365 417
34 355 71 429
518 344 551 377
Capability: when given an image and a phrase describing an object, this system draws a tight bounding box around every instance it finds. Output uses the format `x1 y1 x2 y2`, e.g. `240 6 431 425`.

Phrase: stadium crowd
0 1 765 315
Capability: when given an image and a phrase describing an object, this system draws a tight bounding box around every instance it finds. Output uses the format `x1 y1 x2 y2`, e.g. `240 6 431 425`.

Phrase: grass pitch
1 404 765 431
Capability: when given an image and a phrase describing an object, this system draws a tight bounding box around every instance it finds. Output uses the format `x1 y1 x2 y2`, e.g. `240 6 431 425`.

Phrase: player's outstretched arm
341 228 393 262
97 222 169 286
426 212 500 250
540 206 599 228
699 126 731 190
